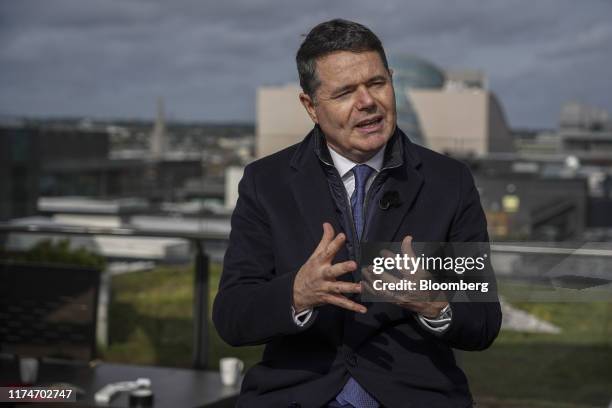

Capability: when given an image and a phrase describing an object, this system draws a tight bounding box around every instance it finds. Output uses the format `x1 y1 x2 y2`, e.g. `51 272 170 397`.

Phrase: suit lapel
290 158 342 241
289 139 350 264
366 152 424 243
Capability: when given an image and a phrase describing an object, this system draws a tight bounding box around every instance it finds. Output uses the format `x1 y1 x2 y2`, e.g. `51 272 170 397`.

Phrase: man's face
300 50 396 163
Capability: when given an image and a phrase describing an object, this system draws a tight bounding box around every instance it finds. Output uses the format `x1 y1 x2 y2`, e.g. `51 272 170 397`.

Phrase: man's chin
350 136 388 160
354 128 391 146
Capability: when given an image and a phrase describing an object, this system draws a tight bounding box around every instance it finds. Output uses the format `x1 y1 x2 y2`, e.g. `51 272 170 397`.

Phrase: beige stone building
408 87 514 156
256 84 312 158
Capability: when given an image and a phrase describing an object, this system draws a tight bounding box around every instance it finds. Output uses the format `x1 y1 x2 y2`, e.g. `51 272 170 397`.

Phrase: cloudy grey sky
1 0 611 128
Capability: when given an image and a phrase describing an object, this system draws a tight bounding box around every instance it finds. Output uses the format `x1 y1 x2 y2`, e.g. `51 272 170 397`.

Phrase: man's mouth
355 116 384 131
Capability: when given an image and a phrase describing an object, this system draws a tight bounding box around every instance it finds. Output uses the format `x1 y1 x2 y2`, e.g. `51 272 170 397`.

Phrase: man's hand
363 235 448 318
293 223 366 314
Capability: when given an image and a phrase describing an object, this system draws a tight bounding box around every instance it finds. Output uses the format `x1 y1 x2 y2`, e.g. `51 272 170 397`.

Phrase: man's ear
388 68 394 78
299 92 318 124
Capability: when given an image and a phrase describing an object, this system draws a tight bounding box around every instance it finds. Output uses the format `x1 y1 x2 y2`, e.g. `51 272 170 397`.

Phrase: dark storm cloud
0 0 610 127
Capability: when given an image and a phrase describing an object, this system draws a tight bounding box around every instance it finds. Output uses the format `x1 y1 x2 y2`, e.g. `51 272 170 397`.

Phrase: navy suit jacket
213 127 502 408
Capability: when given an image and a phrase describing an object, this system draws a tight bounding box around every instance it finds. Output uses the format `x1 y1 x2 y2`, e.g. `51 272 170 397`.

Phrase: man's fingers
401 235 416 257
324 281 362 295
380 249 395 259
323 294 367 314
360 265 379 287
325 260 356 278
322 231 346 260
361 265 374 280
314 222 335 254
379 249 405 276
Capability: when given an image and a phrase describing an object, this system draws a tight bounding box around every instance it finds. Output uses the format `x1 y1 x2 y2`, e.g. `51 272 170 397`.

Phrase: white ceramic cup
219 357 244 386
19 357 39 384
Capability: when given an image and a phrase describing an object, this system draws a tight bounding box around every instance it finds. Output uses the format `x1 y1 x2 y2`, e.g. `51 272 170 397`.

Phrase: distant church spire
150 96 167 159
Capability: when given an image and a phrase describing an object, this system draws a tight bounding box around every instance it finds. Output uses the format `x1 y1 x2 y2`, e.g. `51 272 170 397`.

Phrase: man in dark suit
213 19 502 408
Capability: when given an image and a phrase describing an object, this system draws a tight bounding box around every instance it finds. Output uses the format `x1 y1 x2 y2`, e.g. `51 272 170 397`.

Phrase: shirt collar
311 124 405 172
327 143 385 178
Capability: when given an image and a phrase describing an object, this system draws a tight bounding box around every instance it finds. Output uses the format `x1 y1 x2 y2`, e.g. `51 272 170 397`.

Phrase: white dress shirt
293 143 451 333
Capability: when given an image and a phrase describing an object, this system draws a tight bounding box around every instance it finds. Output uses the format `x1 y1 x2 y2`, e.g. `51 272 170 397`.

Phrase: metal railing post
192 239 209 369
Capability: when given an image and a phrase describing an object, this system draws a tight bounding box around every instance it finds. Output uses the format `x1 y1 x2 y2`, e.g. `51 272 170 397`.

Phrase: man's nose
355 86 375 110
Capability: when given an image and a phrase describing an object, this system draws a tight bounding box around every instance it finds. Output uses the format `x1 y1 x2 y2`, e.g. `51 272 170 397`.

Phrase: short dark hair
296 19 389 99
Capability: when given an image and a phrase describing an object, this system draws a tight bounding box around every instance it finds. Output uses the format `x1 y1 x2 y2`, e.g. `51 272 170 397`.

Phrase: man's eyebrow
330 75 389 95
366 75 389 84
330 83 357 95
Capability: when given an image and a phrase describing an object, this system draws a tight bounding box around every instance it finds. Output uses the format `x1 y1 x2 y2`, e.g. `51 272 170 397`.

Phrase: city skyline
1 0 611 128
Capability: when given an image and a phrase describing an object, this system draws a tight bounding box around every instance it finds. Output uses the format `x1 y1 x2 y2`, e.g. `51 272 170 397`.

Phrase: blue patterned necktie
350 164 374 242
335 164 379 408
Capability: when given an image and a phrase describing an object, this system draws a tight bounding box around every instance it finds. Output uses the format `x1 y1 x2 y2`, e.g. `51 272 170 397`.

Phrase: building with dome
388 55 446 146
388 54 514 156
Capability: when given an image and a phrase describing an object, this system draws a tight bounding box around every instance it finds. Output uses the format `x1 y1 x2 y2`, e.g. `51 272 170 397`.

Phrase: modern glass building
388 55 446 146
